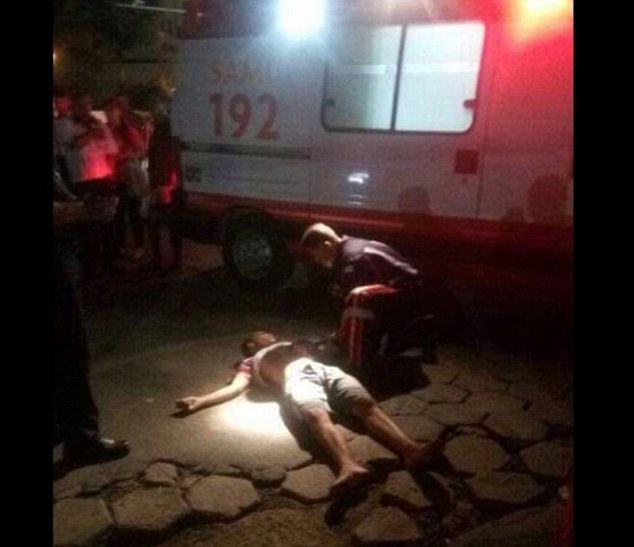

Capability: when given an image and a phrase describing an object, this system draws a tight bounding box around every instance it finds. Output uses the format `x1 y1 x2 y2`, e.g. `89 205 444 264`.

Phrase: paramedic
300 223 437 372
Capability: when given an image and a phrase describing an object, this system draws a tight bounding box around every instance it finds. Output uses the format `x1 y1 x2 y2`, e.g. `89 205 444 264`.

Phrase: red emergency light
510 0 573 42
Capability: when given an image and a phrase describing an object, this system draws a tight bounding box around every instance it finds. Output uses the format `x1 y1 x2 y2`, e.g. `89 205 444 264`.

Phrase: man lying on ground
175 331 442 494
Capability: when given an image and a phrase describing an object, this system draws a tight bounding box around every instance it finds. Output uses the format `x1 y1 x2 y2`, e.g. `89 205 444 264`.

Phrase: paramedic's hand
175 397 201 413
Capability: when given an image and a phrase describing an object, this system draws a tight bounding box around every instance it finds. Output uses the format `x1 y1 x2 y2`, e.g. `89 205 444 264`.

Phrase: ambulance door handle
463 98 477 109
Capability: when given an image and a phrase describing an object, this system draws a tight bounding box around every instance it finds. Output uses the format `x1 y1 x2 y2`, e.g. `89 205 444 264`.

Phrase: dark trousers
148 204 183 268
115 191 146 250
72 179 120 275
338 282 431 370
53 274 99 444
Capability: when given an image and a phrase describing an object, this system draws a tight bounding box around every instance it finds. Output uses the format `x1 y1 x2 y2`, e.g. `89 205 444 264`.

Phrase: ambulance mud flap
222 215 294 290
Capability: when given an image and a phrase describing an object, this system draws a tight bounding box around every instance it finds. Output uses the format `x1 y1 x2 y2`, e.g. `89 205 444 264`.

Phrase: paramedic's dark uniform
332 236 429 369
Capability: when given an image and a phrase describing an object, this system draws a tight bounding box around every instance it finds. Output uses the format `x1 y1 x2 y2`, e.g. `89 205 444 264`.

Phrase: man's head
54 95 72 118
301 223 342 269
241 331 278 357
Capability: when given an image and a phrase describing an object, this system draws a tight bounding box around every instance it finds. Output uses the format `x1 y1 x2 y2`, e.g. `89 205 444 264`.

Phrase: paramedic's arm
175 371 252 414
335 256 376 298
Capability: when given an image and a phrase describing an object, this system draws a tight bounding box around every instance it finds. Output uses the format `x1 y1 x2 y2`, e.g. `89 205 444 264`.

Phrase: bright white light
211 396 290 438
348 172 369 185
278 0 325 37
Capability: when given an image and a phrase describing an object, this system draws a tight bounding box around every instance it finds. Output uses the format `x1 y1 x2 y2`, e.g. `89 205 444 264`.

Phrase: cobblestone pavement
53 242 573 546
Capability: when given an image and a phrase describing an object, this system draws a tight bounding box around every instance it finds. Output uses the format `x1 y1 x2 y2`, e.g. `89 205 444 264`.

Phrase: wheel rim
231 229 273 280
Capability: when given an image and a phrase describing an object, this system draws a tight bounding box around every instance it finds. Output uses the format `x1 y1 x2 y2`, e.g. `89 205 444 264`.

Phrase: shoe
64 437 130 463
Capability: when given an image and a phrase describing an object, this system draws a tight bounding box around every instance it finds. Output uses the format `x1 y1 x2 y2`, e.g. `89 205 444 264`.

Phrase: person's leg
383 284 437 363
338 285 395 371
113 187 130 254
54 276 100 443
148 206 163 268
301 406 370 492
129 198 146 250
54 275 130 462
349 397 442 468
328 371 443 468
285 360 369 493
168 207 183 269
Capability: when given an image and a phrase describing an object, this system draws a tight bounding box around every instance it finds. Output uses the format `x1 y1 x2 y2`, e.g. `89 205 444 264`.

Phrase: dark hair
241 331 274 357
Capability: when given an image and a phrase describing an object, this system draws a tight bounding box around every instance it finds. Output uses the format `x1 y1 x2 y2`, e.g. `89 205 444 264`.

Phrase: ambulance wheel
223 217 294 290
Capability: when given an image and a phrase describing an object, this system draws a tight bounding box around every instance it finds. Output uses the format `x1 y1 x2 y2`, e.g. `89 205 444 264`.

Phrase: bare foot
402 438 445 469
330 464 371 496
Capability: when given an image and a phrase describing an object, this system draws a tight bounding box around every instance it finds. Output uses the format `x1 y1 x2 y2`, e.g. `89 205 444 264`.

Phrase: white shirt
57 119 118 183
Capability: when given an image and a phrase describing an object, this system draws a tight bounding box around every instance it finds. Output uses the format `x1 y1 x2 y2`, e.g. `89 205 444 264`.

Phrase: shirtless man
176 332 442 494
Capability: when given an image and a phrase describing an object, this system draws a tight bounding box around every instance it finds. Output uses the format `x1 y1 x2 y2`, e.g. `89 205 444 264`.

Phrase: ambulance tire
223 217 294 290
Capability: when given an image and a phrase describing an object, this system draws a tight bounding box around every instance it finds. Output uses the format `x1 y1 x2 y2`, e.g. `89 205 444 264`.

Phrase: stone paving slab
209 508 346 547
54 498 114 547
250 465 287 487
424 403 488 427
507 381 562 402
186 475 261 520
111 487 190 534
381 470 434 512
454 426 491 438
484 412 549 443
143 462 179 486
412 383 470 403
348 436 400 469
480 357 538 383
452 504 565 547
353 506 424 546
421 363 461 384
464 392 526 414
454 371 508 393
54 466 111 501
467 471 546 505
281 464 335 504
392 414 446 442
526 399 573 429
380 394 429 415
520 441 573 478
444 436 511 475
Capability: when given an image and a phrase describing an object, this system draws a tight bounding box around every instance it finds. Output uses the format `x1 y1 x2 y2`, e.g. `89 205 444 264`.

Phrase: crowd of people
52 88 183 465
53 89 183 277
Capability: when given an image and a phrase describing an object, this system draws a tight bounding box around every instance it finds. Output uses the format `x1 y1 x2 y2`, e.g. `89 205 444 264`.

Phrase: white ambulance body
171 0 573 302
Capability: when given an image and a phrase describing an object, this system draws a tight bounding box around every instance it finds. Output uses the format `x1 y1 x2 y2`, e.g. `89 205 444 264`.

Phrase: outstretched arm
175 371 251 414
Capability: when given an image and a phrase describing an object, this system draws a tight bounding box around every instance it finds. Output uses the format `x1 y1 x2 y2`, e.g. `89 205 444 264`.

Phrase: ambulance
170 0 573 306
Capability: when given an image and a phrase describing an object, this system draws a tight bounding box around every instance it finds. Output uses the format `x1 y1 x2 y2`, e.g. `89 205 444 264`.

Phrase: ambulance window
396 22 485 132
323 25 401 130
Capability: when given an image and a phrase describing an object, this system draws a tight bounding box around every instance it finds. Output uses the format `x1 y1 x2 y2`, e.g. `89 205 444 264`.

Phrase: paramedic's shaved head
301 223 342 268
301 223 342 249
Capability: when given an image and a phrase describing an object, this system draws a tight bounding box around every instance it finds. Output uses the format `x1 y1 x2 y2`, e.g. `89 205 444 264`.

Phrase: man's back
333 236 420 296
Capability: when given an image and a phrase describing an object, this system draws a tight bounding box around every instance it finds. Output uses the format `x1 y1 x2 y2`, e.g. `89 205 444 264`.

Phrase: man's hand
175 397 201 413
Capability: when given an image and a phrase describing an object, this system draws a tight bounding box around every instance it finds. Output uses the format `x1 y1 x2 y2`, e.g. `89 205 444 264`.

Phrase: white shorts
283 357 372 419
